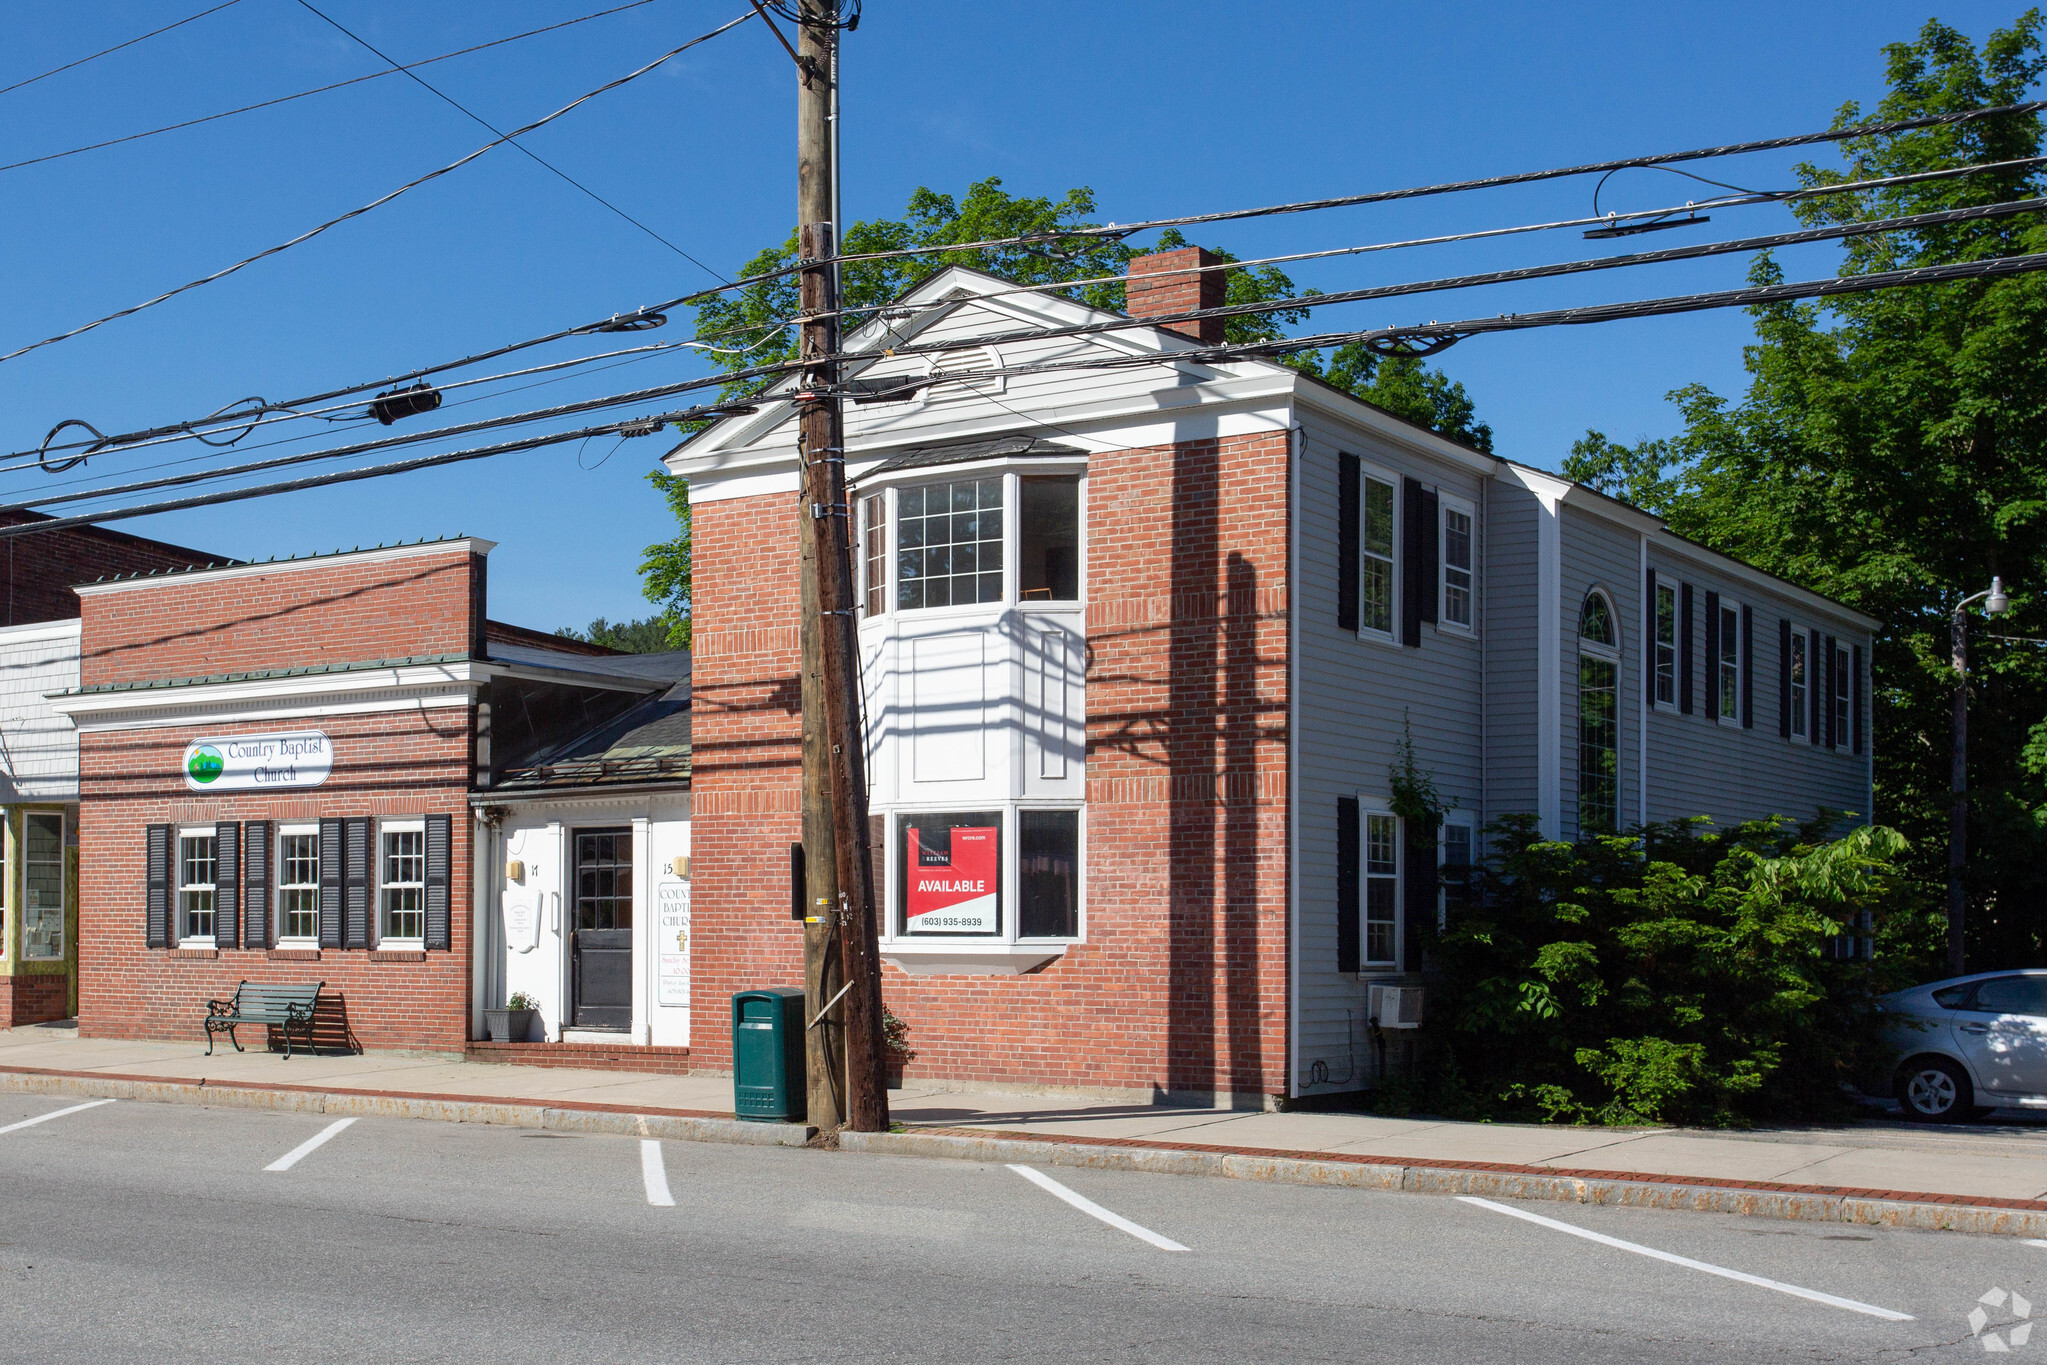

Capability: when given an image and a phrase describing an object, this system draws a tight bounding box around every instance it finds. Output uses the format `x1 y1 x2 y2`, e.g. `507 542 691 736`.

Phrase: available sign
906 824 998 934
181 730 332 792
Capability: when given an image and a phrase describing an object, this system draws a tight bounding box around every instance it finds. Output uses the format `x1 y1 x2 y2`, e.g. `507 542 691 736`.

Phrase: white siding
1558 506 1644 842
0 620 80 801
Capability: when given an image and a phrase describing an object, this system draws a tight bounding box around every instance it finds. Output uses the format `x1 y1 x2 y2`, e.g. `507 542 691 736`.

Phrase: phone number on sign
913 916 991 932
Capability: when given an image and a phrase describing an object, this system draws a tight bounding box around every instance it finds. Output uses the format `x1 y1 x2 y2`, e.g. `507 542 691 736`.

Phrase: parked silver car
1877 970 2047 1121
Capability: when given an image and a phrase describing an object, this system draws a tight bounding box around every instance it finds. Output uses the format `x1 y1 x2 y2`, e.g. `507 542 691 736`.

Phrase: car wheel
1896 1057 1973 1122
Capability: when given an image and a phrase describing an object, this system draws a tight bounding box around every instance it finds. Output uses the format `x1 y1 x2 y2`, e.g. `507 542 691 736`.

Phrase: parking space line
1006 1164 1187 1251
264 1118 358 1172
641 1139 674 1207
0 1099 115 1136
1457 1196 1913 1321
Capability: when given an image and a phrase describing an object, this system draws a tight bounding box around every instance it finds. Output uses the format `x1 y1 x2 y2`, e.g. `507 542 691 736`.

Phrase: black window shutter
424 813 452 951
243 821 271 951
214 821 240 950
1402 823 1437 973
1419 487 1440 626
1703 591 1720 720
1337 453 1360 632
1400 477 1425 647
1741 605 1754 729
1679 583 1695 714
1823 635 1838 748
145 823 171 948
1778 619 1792 738
1644 568 1658 703
1808 629 1823 746
1335 798 1360 974
344 817 371 950
1852 644 1865 755
319 818 344 948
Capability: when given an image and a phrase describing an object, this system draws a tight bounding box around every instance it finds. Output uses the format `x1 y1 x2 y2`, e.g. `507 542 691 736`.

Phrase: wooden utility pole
794 0 888 1134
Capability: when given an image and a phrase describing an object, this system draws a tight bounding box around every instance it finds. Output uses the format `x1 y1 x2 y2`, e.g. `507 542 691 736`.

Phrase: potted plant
483 992 539 1043
882 1005 914 1090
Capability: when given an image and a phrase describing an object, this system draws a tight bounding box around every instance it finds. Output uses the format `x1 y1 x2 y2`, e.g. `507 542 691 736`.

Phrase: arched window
1577 590 1620 834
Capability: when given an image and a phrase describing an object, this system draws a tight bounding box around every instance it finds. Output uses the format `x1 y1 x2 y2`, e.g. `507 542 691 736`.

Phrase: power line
0 0 245 98
0 0 671 178
0 7 758 370
294 0 725 282
22 150 2038 469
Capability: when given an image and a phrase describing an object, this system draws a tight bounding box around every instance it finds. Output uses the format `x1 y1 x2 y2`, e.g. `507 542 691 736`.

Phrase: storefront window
897 478 1003 610
278 827 320 943
178 831 217 943
899 811 1001 936
380 825 425 943
22 813 64 961
1019 476 1079 602
1018 809 1080 937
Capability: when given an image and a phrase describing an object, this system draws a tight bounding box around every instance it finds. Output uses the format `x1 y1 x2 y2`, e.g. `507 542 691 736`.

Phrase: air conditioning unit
1369 984 1424 1030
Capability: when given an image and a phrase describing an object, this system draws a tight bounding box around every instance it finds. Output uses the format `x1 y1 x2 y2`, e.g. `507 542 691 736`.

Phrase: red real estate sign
906 825 998 934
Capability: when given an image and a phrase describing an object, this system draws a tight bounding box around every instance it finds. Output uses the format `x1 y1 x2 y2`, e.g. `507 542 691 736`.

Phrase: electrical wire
0 7 758 370
295 0 724 282
0 0 672 178
0 0 245 98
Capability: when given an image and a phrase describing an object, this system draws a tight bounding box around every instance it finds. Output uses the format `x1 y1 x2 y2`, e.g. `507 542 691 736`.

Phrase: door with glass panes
570 829 633 1030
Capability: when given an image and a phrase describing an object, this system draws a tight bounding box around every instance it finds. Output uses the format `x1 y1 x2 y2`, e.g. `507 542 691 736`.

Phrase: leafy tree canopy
554 615 676 653
1563 11 2047 967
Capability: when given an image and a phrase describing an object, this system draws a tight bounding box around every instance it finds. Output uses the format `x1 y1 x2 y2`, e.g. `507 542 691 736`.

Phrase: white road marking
1457 1196 1913 1321
0 1099 115 1135
264 1118 358 1172
2027 1239 2047 1249
1007 1164 1187 1252
641 1139 675 1206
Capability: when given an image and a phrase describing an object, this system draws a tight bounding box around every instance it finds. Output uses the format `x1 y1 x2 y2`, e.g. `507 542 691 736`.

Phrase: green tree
1562 13 2047 968
1290 345 1495 452
554 615 676 653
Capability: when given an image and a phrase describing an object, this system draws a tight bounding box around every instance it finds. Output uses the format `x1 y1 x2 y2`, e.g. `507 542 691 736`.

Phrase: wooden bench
204 981 324 1059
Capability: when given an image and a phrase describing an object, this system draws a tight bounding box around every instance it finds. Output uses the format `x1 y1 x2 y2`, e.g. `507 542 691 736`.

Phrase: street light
1949 576 2011 975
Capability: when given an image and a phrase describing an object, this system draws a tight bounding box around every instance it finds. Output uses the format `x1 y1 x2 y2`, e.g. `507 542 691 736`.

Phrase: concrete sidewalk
10 1020 2047 1229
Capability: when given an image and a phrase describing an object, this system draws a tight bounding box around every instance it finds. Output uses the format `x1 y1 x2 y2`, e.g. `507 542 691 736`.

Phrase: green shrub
1422 814 1935 1127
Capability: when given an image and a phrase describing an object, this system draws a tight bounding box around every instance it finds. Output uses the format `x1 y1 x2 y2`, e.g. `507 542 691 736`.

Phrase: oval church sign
181 731 333 792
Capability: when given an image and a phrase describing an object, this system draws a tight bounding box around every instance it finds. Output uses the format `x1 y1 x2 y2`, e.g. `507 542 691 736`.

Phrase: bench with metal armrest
203 981 324 1059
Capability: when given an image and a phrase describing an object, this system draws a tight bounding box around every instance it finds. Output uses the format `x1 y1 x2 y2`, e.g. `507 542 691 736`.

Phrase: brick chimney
1126 246 1227 345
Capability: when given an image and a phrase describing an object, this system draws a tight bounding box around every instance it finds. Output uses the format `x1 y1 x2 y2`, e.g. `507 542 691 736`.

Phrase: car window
1931 985 1971 1009
1966 976 2047 1016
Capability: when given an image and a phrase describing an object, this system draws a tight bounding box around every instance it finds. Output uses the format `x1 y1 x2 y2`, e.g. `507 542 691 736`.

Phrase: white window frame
275 823 321 948
1357 466 1399 644
853 462 1088 621
376 819 426 949
1716 598 1743 727
1438 814 1476 931
879 803 1086 948
1788 627 1809 739
859 490 888 618
1833 641 1853 752
1578 592 1623 836
176 825 218 948
20 810 65 962
1438 493 1476 635
1362 808 1400 969
1653 582 1678 711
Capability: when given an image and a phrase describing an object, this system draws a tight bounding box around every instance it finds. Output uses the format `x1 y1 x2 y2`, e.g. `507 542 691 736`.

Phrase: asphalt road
0 1093 2038 1363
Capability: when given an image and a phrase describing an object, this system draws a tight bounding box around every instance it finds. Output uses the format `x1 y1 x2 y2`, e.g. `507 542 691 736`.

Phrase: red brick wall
687 432 1291 1100
79 546 483 688
1126 247 1227 346
0 510 223 628
0 973 71 1027
77 708 475 1052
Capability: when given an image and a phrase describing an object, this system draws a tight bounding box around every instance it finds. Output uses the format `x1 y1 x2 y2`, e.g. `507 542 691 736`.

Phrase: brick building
666 248 1876 1106
52 538 692 1054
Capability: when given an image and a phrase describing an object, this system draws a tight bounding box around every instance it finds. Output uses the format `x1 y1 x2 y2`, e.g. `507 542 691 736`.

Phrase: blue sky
0 1 2029 632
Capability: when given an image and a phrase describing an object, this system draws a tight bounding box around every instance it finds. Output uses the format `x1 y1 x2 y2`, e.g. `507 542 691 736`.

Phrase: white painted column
631 815 651 1045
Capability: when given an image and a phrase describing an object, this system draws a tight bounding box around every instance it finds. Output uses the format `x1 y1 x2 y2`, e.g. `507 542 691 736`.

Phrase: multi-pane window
1439 820 1474 928
897 477 1003 610
1834 643 1852 750
575 829 633 931
1717 603 1741 722
861 493 886 616
278 828 320 942
178 832 217 942
380 826 425 943
1364 812 1399 965
1789 631 1808 738
1579 593 1620 835
1654 583 1677 707
1441 502 1473 629
22 812 65 961
900 811 1003 936
1361 476 1396 635
1018 809 1080 938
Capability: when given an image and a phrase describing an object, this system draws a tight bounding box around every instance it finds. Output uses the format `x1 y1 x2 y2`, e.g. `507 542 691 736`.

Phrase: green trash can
732 987 807 1122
